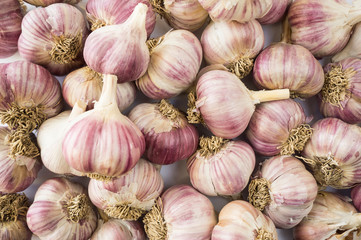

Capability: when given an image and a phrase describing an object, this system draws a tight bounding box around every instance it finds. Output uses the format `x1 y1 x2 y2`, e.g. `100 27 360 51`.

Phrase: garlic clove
24 0 81 7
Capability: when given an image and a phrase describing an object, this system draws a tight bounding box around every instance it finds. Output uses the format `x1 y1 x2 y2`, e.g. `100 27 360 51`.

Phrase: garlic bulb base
198 136 228 157
257 229 275 240
49 33 83 65
6 130 39 159
149 0 166 16
88 17 106 31
86 173 114 182
143 199 167 240
0 193 28 222
248 178 271 211
227 57 254 79
186 91 204 124
65 193 90 223
279 124 313 155
157 99 181 123
104 204 146 221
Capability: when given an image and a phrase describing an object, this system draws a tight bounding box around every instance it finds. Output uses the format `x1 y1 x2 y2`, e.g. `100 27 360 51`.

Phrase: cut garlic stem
95 74 118 108
250 89 290 103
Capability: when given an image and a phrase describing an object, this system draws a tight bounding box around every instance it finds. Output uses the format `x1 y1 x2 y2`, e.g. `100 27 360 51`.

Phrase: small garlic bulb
27 178 97 240
0 193 32 240
301 118 361 189
333 22 361 62
24 0 80 7
62 66 136 111
18 3 88 76
248 155 318 229
247 99 312 156
212 200 278 240
143 185 216 240
320 58 361 124
351 184 361 212
258 0 290 24
137 30 202 99
88 159 164 221
201 20 264 79
294 191 361 240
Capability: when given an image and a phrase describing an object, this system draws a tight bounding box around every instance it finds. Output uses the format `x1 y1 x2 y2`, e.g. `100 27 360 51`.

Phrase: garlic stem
104 203 146 221
279 124 313 155
126 3 149 34
198 136 228 158
227 57 254 79
68 100 87 121
280 17 291 44
248 178 271 211
143 199 167 240
0 193 29 223
65 194 90 223
95 74 118 108
250 89 290 103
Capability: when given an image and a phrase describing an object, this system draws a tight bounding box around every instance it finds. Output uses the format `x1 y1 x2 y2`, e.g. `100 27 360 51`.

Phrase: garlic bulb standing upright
258 0 290 24
24 0 80 7
201 20 264 79
333 22 361 62
18 3 88 76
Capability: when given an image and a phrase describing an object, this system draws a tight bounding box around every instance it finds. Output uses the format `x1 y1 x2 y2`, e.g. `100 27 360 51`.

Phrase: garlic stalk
258 0 290 24
333 22 361 62
24 0 80 7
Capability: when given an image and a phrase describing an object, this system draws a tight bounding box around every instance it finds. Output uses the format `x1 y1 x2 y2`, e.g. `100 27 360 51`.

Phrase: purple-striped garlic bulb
150 0 208 32
27 178 97 240
247 99 312 156
248 155 318 229
187 70 290 139
62 75 145 180
129 100 198 165
88 159 164 221
24 0 80 7
18 3 88 76
320 58 361 124
0 193 32 240
143 185 216 240
212 200 277 240
294 191 361 240
187 136 255 198
301 118 361 189
333 22 361 62
288 0 361 58
137 30 202 99
201 20 264 79
258 0 290 24
86 0 155 37
84 3 150 83
62 66 136 111
351 184 361 212
0 0 23 59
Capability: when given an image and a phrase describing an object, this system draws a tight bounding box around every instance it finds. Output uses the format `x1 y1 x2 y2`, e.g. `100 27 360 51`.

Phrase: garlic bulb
248 155 318 229
247 99 312 156
294 191 361 240
137 29 202 99
288 0 361 58
86 0 156 37
129 100 198 165
258 0 290 24
320 58 361 124
333 22 361 62
351 184 361 212
24 0 80 7
188 69 290 139
201 20 264 79
0 193 32 240
84 3 150 83
27 178 97 240
18 3 88 76
62 66 136 111
0 0 23 59
187 136 255 198
37 101 86 176
62 74 145 180
88 159 164 221
143 185 216 240
301 118 361 189
212 200 277 240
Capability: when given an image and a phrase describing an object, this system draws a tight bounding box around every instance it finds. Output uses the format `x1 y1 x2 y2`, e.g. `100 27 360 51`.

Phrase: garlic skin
24 0 80 7
258 0 290 24
0 0 23 59
143 185 216 240
288 0 361 58
320 58 361 124
62 66 136 111
137 30 202 99
248 155 318 229
351 184 361 212
27 178 97 240
294 191 361 240
212 200 277 240
88 159 164 221
18 3 88 76
201 20 264 79
187 137 255 198
247 99 312 156
86 0 156 37
84 3 150 83
91 219 146 240
333 22 361 62
301 118 361 189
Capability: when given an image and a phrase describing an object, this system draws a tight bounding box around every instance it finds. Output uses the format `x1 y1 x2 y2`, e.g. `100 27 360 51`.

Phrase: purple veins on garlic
24 0 80 7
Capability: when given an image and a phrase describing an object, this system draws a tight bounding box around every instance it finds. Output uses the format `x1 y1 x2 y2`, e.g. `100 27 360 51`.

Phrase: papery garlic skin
333 22 361 62
258 0 290 24
86 0 156 37
18 3 88 76
91 219 146 240
27 178 97 240
24 0 80 7
351 184 361 212
137 30 202 99
212 200 277 240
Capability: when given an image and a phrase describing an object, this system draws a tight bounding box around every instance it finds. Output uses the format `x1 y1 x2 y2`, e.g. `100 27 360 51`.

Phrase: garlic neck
143 199 167 240
250 89 290 104
95 74 118 108
49 32 82 64
198 136 228 158
248 178 271 212
0 193 29 223
104 203 146 221
280 17 291 44
227 57 254 79
65 194 90 223
68 100 87 121
279 124 313 155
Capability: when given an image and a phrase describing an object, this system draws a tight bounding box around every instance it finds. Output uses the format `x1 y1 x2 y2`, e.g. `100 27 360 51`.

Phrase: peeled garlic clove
18 3 88 76
27 178 97 240
258 0 290 24
187 136 255 198
84 3 150 83
294 191 361 240
320 58 361 124
143 185 216 240
137 29 202 99
212 200 277 240
91 219 146 240
24 0 80 7
333 23 361 62
351 184 361 212
86 0 155 37
62 66 136 111
247 99 312 156
0 193 32 240
201 20 264 79
301 118 361 189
